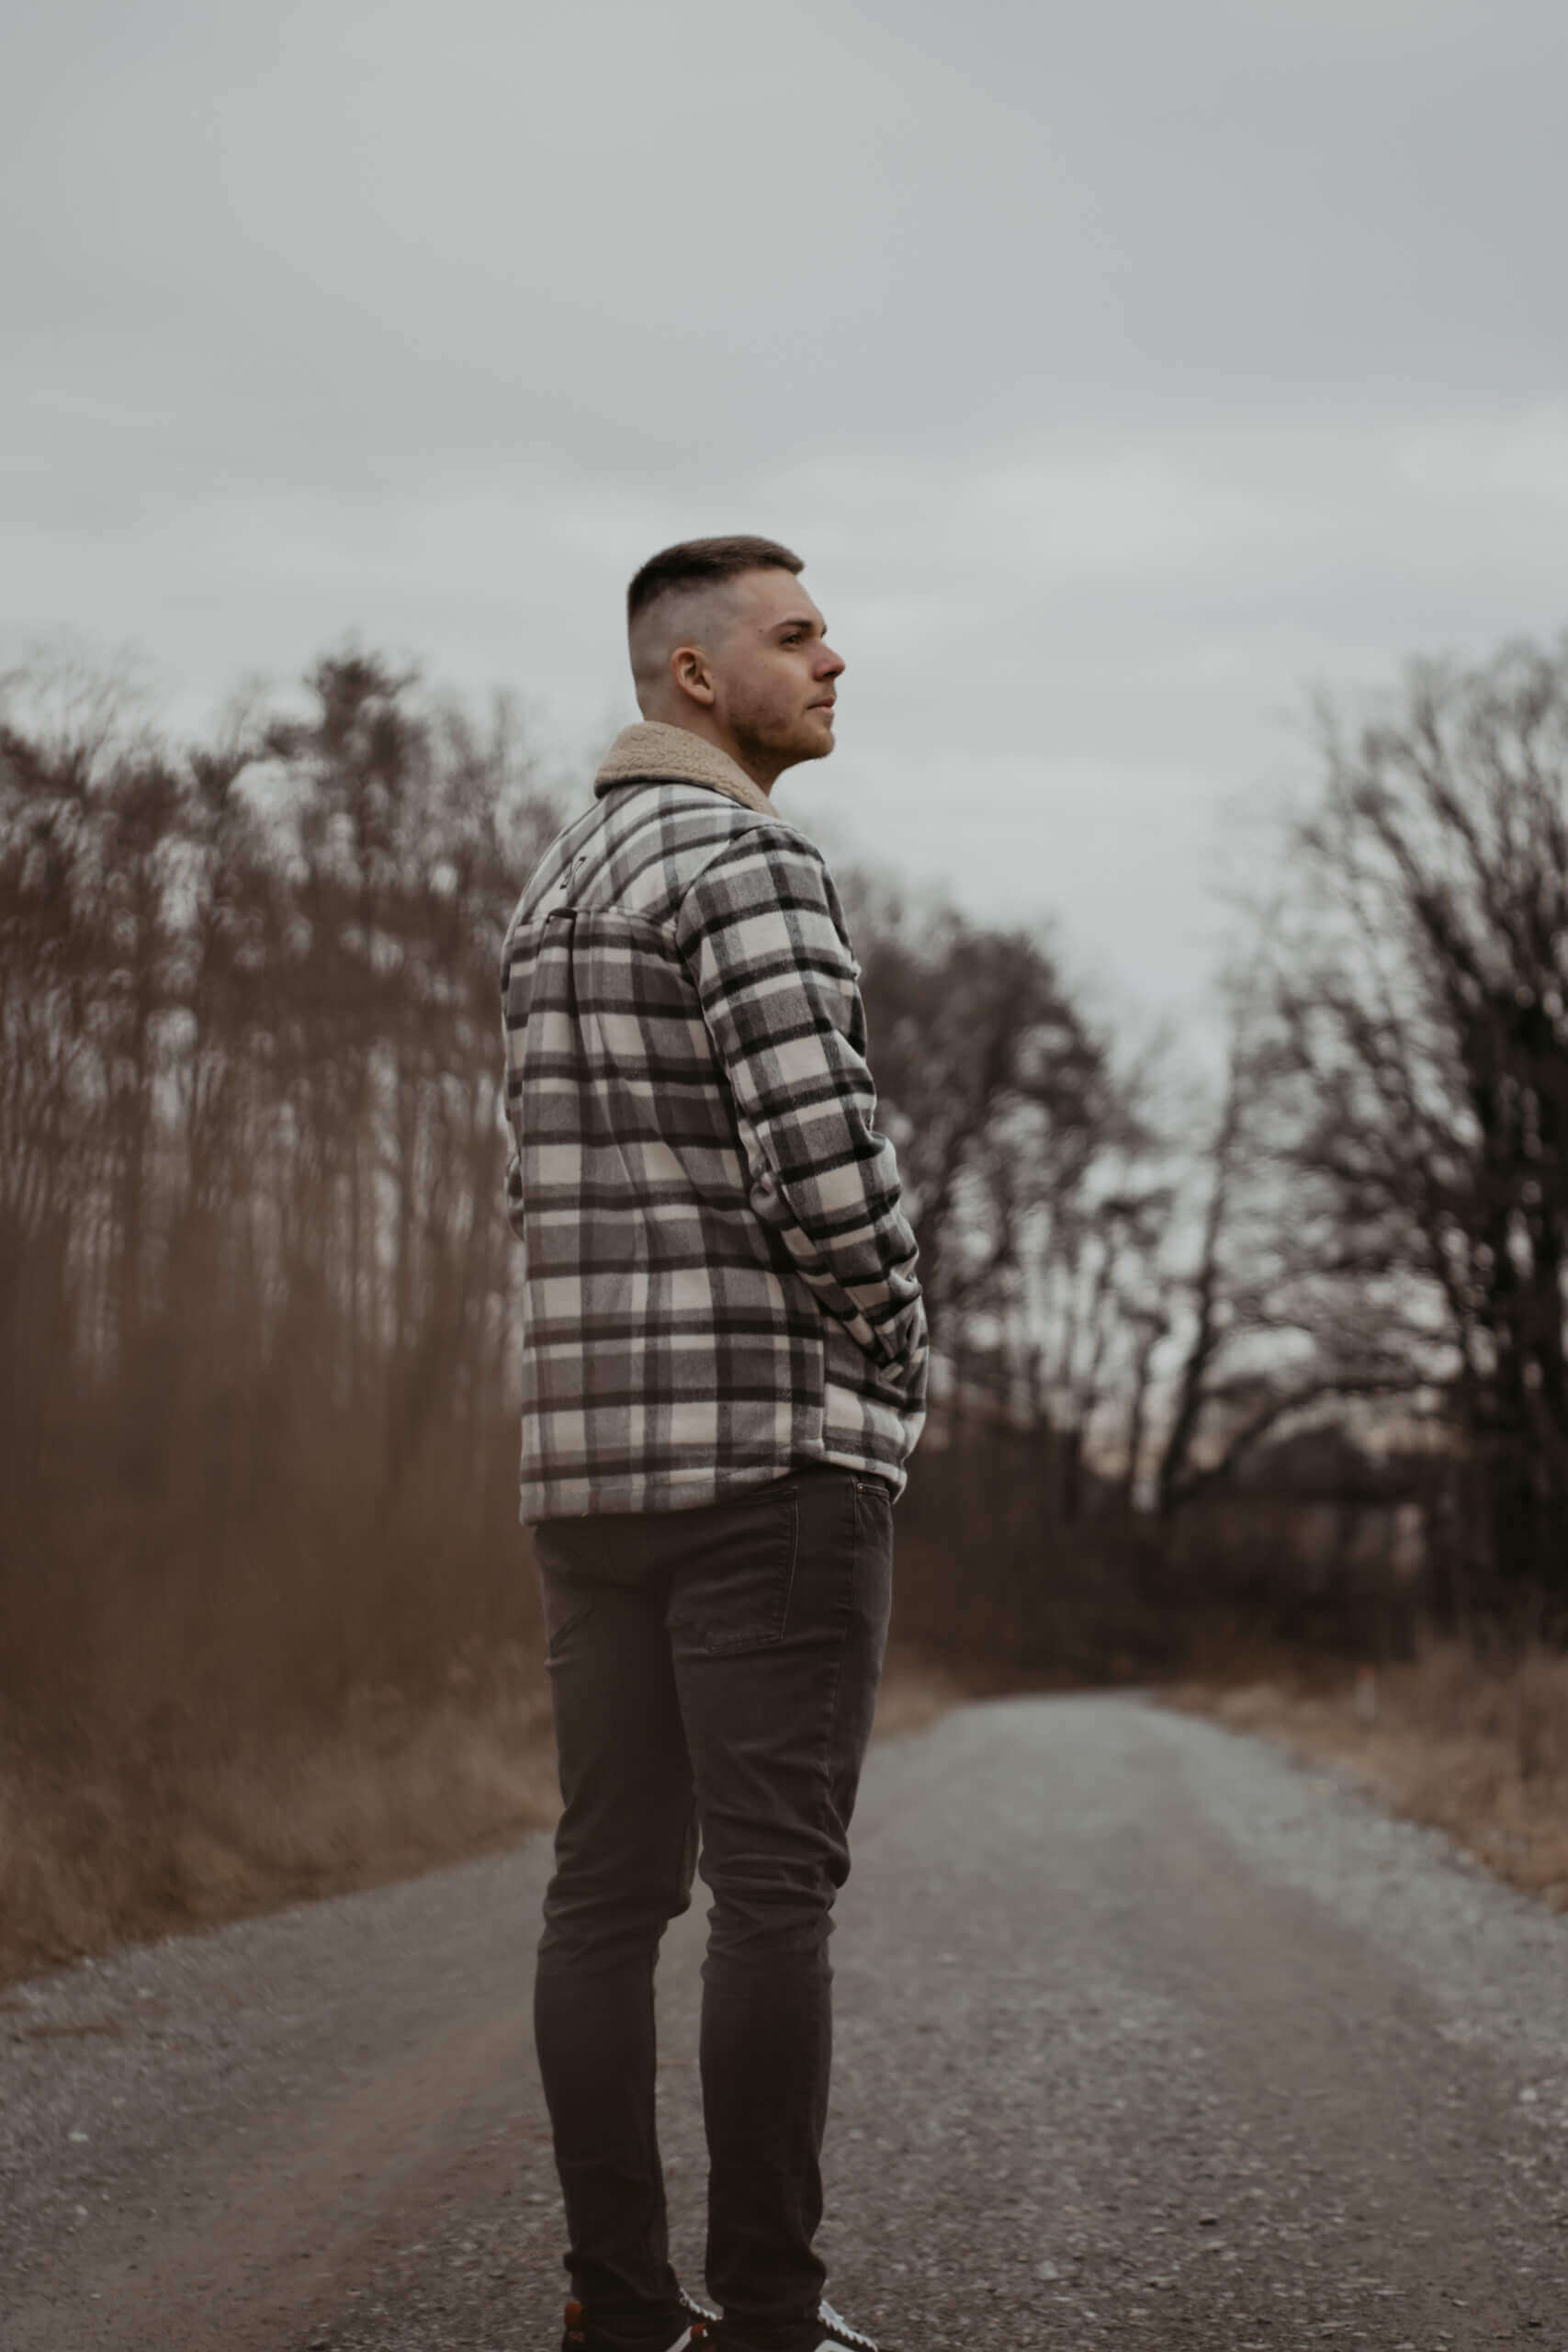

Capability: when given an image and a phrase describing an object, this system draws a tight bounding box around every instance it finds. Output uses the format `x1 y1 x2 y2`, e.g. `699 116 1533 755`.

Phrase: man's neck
648 711 778 796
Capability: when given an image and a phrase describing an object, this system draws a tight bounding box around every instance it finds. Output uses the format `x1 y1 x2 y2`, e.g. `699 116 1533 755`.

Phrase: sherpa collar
593 721 774 817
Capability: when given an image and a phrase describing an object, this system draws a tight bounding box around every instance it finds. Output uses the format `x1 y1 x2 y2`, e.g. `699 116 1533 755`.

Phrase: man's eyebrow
771 611 825 635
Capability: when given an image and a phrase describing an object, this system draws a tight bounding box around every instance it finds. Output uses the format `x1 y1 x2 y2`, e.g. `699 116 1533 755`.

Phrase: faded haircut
626 536 804 629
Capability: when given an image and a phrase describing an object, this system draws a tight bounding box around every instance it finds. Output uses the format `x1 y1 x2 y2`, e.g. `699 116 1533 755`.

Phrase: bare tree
852 893 1108 1344
1153 976 1418 1521
0 645 566 1738
1248 638 1568 1605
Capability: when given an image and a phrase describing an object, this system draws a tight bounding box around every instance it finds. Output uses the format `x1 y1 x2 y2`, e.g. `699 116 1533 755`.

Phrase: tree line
2 629 1565 1761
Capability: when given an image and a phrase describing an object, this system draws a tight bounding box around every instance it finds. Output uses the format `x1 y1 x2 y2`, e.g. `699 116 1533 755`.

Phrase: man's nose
818 642 845 678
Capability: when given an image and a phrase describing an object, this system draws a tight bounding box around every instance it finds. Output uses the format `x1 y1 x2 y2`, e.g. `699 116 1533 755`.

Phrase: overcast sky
5 0 1565 1034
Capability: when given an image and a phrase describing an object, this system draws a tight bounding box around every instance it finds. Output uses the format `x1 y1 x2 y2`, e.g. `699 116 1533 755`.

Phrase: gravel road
5 1694 1568 2352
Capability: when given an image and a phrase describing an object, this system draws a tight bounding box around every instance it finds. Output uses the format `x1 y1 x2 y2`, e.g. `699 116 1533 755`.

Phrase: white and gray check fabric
500 734 927 1521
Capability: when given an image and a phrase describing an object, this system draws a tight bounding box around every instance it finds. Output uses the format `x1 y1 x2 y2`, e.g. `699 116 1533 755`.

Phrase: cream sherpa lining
593 721 776 817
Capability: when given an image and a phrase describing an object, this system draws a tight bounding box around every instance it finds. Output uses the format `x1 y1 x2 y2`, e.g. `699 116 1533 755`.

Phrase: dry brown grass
0 1654 562 1988
0 1644 974 1990
872 1641 1004 1738
1164 1639 1568 1912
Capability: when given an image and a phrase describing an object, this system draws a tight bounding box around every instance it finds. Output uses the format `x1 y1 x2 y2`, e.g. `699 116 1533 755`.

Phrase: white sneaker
815 2301 879 2352
679 2291 881 2352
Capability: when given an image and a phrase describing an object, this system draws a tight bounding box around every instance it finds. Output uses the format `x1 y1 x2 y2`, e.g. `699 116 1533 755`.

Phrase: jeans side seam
671 1798 698 1919
781 1492 801 1636
808 1479 856 1828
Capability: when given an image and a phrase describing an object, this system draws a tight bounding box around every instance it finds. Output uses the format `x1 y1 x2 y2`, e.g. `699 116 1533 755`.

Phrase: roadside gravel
4 1695 1567 2350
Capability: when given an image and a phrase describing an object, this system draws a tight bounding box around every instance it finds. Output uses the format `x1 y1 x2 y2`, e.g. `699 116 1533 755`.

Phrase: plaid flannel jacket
500 721 927 1521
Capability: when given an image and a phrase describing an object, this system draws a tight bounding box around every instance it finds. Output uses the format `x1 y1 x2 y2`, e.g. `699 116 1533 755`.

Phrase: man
500 537 927 2352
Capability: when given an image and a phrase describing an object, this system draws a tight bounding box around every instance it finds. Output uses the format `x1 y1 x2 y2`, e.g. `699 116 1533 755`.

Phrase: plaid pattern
500 762 926 1520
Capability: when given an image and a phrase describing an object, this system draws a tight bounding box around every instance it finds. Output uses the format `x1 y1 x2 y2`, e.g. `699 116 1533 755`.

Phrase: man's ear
671 643 716 708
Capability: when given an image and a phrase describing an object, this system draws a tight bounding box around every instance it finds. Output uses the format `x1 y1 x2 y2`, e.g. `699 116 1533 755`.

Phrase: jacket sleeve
498 913 530 1248
675 827 925 1375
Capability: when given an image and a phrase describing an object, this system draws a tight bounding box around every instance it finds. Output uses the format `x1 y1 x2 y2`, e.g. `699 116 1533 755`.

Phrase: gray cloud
4 0 1564 1030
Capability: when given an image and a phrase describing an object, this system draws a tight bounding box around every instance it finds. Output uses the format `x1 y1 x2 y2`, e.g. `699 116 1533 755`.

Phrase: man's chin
735 717 836 781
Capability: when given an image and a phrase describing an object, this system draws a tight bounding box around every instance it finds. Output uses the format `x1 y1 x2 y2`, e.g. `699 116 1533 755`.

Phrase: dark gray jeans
531 1464 894 2352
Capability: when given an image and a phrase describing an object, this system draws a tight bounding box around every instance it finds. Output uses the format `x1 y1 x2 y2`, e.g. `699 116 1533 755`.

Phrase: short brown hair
626 535 803 628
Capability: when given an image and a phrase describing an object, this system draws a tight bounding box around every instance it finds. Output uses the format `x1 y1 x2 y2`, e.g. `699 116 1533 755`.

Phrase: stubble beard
727 695 835 786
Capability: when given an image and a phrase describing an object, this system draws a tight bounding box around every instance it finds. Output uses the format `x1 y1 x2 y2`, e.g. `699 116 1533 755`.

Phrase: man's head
626 535 845 793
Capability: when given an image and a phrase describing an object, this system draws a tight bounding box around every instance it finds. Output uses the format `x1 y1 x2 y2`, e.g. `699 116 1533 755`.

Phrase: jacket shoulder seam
674 815 825 910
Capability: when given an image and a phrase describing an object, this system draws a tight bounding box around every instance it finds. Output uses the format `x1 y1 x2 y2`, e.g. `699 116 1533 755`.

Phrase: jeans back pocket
668 1491 800 1657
